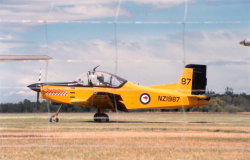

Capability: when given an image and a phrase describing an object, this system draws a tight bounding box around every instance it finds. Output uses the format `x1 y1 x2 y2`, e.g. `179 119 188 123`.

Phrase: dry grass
0 112 249 160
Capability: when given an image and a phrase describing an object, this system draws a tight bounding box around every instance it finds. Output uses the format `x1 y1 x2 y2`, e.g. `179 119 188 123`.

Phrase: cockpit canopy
75 71 127 88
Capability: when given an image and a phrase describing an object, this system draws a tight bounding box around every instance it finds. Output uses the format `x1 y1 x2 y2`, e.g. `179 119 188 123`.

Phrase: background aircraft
240 39 250 46
28 64 210 122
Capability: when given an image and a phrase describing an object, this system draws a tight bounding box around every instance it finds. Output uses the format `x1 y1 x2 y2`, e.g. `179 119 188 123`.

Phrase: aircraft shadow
79 120 177 124
73 120 212 124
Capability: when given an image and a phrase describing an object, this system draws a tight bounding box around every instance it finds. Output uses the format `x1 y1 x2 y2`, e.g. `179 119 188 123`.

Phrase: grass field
0 112 249 160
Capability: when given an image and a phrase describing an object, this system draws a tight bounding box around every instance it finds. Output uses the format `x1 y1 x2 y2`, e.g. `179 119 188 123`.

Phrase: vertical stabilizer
177 64 207 95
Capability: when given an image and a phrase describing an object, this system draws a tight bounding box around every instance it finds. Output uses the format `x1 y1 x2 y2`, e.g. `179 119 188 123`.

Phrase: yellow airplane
28 64 211 122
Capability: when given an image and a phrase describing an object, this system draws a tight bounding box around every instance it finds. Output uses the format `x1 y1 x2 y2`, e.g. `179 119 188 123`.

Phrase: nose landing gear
49 104 62 123
49 113 59 123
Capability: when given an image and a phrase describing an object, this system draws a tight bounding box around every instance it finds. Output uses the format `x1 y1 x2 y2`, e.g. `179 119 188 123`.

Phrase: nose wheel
49 115 59 123
49 104 62 123
94 113 109 122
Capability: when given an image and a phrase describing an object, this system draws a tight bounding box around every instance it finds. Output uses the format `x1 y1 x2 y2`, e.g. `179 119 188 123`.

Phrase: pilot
97 73 104 83
97 73 107 86
78 78 84 84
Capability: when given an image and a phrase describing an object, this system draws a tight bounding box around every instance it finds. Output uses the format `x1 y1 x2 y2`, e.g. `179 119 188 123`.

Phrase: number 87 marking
181 78 191 85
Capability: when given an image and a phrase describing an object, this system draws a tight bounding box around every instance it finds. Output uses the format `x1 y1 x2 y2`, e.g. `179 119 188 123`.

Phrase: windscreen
75 71 127 88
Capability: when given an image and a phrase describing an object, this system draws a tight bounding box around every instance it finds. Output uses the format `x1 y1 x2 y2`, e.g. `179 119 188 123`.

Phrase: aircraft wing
71 92 128 112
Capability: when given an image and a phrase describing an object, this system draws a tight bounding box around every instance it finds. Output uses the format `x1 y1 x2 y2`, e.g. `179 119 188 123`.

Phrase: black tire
94 113 109 122
49 116 59 123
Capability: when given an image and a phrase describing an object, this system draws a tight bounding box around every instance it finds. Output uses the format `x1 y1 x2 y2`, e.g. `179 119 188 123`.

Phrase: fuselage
28 65 211 112
27 64 211 122
39 81 210 110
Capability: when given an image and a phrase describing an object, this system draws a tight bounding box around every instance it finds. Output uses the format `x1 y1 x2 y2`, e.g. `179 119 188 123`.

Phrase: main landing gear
49 104 62 123
94 112 109 122
48 105 110 123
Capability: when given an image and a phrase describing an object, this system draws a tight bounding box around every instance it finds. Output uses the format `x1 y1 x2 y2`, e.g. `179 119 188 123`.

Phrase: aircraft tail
177 64 207 95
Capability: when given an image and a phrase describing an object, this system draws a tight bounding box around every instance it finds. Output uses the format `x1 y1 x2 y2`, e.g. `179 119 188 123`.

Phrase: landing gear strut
49 115 59 123
49 104 62 123
94 113 109 122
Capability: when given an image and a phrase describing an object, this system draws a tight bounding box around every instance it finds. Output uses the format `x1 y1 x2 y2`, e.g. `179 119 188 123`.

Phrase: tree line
0 100 95 113
0 87 249 113
189 87 250 113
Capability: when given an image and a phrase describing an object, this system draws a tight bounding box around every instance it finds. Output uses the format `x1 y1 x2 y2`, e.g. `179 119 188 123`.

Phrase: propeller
27 69 42 110
36 91 40 104
37 69 42 104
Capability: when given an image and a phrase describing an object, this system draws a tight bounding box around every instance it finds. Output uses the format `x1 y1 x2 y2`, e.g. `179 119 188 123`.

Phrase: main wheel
94 113 109 122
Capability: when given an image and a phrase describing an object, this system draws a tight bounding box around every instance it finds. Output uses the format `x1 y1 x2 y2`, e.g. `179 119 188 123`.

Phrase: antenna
113 0 122 75
182 0 188 67
93 65 100 72
44 21 49 82
114 23 118 75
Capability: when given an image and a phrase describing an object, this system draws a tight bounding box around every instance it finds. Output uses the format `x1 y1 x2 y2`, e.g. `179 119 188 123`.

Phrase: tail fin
177 64 207 95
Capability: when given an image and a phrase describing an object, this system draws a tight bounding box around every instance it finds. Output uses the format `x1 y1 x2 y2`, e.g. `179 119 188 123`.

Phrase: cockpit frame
75 71 127 88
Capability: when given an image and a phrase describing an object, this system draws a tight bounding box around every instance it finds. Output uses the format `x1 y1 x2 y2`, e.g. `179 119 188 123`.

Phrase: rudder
177 64 207 95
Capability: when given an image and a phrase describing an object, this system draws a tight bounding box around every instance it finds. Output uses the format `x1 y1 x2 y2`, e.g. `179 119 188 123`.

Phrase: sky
0 0 250 103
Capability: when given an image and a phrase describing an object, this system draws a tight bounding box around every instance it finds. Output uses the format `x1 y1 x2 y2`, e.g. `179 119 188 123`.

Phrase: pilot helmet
97 73 104 83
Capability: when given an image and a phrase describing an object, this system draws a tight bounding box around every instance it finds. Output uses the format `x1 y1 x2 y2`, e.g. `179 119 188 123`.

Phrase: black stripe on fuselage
41 81 127 88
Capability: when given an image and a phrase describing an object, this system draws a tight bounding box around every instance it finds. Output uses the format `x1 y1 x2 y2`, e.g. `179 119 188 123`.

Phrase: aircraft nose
27 83 41 92
239 40 245 46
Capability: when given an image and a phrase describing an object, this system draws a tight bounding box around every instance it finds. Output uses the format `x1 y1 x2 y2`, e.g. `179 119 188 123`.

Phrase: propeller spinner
27 69 42 104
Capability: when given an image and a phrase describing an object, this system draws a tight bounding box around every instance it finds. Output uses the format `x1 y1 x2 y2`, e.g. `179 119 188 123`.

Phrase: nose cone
27 83 41 92
239 40 245 46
